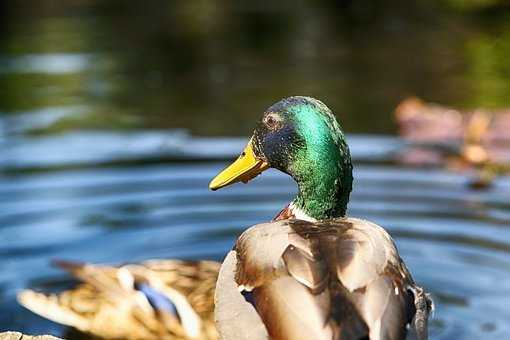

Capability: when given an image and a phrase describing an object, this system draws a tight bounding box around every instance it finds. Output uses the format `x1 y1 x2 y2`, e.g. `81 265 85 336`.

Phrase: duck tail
17 290 90 332
51 259 127 295
52 259 85 270
51 259 88 278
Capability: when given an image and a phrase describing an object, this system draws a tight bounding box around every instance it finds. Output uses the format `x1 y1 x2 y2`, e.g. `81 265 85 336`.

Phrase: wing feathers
253 276 335 340
282 245 329 293
218 219 429 340
17 290 90 331
19 260 219 339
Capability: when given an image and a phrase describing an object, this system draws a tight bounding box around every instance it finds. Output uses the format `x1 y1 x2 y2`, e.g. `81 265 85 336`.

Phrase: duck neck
290 143 353 221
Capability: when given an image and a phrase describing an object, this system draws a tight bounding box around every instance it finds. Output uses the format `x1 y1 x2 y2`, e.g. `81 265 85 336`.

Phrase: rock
0 332 63 340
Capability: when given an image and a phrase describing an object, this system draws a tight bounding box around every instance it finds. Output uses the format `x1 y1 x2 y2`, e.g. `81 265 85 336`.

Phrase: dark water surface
1 1 510 339
3 1 510 136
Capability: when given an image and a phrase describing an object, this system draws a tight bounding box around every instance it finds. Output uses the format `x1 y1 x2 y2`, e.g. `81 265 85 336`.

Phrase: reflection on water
1 1 510 339
1 133 510 339
2 1 510 136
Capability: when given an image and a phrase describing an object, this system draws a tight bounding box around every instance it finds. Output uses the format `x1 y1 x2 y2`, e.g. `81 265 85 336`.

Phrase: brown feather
273 204 294 221
18 260 220 340
215 218 430 340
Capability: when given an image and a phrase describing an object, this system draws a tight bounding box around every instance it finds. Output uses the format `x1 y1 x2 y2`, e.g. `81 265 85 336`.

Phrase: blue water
1 129 510 339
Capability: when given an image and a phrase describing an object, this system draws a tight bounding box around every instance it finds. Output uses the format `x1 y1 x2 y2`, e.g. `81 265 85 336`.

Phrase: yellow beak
209 139 269 191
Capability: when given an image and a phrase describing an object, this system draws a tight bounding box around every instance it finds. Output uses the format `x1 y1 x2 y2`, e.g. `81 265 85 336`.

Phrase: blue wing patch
135 282 179 317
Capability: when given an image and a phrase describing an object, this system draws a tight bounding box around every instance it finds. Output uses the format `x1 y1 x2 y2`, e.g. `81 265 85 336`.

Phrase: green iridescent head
210 96 353 220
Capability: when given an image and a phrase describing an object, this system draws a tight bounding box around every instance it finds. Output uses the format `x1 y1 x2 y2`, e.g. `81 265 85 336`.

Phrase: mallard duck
17 259 220 339
210 96 432 340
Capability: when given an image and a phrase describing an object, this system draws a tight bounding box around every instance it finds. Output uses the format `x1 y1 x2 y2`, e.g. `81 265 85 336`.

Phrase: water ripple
1 138 509 339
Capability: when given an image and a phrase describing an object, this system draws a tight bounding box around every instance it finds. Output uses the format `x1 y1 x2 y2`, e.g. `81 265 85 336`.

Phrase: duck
209 96 432 340
395 97 510 189
17 259 220 339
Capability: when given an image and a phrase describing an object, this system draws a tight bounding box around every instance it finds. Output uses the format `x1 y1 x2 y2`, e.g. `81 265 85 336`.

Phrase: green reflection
464 19 510 107
441 0 504 11
1 1 510 136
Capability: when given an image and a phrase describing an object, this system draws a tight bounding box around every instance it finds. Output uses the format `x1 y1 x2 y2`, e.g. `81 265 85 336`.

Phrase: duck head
209 96 353 220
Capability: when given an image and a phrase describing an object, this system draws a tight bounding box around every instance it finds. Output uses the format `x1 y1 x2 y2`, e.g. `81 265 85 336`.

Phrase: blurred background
1 0 510 338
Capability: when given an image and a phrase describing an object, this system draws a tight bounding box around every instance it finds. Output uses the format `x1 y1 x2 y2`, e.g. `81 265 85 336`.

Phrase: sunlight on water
0 54 90 74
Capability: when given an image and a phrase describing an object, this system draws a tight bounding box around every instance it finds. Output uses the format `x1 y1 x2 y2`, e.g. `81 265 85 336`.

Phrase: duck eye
264 114 279 129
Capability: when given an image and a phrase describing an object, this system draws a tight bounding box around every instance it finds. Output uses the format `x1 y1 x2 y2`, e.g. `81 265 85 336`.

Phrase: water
1 1 510 339
1 131 510 339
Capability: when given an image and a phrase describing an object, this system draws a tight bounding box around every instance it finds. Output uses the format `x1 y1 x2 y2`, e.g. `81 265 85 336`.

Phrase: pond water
1 1 510 339
1 131 510 339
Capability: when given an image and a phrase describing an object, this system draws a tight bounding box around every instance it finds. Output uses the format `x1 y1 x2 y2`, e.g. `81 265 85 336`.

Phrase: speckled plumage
18 260 220 340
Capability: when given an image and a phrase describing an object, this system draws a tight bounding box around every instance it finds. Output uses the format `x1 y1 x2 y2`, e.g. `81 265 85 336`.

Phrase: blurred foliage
1 0 510 136
0 17 94 54
464 18 510 107
0 72 88 111
440 0 509 11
